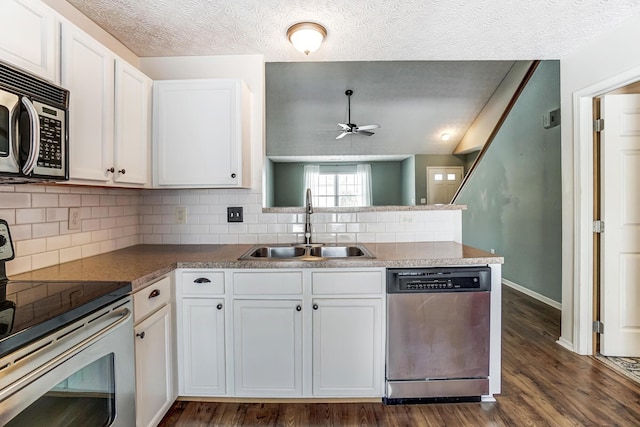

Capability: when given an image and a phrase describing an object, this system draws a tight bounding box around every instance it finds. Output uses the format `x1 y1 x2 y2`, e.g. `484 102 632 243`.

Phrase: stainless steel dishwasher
385 266 491 404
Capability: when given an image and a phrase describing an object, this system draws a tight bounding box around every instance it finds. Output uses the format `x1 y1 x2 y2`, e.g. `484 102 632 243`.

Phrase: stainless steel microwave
0 61 69 183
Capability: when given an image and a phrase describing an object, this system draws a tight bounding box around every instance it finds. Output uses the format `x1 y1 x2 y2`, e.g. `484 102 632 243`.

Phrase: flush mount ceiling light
441 132 451 141
287 22 327 55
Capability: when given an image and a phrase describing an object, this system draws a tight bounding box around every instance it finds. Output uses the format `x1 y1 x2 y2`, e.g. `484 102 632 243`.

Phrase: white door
233 299 303 396
601 93 640 356
312 298 382 396
114 59 151 185
135 304 173 427
61 23 114 182
181 298 226 395
426 166 464 204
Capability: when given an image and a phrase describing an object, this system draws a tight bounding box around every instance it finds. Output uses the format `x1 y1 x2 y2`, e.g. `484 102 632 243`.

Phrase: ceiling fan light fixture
287 22 327 55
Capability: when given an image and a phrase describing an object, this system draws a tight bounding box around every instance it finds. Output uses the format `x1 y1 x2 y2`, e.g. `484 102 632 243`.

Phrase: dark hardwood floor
158 286 640 426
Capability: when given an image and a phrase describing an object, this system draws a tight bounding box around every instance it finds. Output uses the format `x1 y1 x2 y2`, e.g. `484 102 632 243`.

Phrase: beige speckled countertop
13 242 503 292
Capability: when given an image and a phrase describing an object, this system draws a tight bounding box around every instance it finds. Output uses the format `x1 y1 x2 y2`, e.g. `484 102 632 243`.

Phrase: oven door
0 300 135 426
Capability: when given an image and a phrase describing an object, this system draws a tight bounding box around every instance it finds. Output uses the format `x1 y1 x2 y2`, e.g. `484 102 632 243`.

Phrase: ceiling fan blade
358 130 375 136
357 124 380 131
338 123 350 130
336 132 349 140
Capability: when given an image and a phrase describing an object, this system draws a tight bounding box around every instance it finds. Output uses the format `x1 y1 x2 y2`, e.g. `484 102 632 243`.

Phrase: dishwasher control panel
387 267 491 293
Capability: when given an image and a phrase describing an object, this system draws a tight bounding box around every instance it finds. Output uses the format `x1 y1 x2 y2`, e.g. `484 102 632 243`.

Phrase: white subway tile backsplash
3 182 462 276
59 246 82 263
16 208 46 224
17 238 46 256
0 210 16 224
59 194 81 207
32 222 59 239
31 193 59 208
0 193 31 209
32 251 59 270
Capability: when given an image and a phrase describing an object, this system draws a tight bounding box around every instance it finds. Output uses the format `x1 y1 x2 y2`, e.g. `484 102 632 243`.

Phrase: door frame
568 65 640 355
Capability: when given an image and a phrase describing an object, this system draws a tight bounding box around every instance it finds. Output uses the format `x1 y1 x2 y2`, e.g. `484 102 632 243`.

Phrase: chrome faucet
305 188 313 245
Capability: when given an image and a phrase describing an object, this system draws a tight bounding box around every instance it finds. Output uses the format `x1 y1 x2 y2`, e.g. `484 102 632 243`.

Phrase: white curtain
356 164 372 206
303 164 320 203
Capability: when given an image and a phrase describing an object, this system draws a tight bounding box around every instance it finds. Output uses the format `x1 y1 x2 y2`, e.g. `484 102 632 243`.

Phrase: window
304 164 372 207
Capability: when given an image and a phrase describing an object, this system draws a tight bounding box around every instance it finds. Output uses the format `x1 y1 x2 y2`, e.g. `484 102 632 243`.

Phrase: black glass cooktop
0 279 131 359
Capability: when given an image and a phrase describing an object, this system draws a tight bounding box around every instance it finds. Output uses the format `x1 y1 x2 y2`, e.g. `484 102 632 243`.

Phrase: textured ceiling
66 0 640 61
266 61 518 156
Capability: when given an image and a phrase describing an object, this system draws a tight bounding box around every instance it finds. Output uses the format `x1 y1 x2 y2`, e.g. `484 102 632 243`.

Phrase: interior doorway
426 166 463 204
593 85 640 358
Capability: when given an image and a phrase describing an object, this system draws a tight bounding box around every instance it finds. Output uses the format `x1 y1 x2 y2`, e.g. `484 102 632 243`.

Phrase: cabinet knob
231 173 236 178
217 303 223 310
313 304 319 310
136 331 145 339
118 169 126 175
296 305 302 312
148 289 160 299
106 167 115 173
194 277 211 284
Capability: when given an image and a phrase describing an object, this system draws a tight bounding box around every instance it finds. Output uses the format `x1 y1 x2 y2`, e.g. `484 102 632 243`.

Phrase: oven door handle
20 97 41 175
0 307 131 401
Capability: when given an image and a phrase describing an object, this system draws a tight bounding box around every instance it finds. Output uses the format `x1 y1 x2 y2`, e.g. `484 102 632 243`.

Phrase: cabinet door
135 304 173 427
114 59 151 185
61 23 114 183
233 299 302 396
312 298 382 396
153 79 247 188
181 298 226 395
0 0 58 82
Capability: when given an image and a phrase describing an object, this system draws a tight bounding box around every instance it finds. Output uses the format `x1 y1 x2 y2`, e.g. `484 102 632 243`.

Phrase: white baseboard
502 278 562 310
556 337 575 352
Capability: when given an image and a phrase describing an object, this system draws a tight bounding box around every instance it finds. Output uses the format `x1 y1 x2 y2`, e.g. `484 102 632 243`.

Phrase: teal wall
270 161 404 206
455 60 562 303
414 154 467 204
401 156 416 205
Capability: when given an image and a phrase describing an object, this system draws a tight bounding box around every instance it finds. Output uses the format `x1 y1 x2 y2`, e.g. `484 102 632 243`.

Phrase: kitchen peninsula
12 241 502 422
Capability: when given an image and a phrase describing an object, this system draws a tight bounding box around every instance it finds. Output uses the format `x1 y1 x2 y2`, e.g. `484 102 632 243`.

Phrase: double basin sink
239 243 374 261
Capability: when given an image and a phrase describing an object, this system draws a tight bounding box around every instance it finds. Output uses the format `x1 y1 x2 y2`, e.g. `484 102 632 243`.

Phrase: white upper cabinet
114 59 151 185
0 0 59 82
62 22 115 183
153 79 251 188
61 22 151 187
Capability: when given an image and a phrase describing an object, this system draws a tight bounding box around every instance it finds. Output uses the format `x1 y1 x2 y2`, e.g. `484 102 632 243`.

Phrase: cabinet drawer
312 271 383 295
182 271 225 296
233 271 303 295
134 276 171 323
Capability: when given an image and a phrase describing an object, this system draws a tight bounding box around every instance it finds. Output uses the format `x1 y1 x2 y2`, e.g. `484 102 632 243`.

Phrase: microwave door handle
20 97 40 175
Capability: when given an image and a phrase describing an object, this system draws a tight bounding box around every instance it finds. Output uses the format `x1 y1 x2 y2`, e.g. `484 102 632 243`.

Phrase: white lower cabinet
312 298 383 396
180 298 226 395
133 276 175 427
176 267 384 399
233 299 303 396
135 304 173 427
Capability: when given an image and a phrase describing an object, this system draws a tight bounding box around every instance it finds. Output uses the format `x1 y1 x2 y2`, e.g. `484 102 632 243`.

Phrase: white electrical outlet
490 248 495 254
176 206 187 224
68 207 81 230
399 214 414 224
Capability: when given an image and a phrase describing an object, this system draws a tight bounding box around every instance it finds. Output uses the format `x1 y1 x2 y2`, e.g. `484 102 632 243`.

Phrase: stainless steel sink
246 246 306 258
309 245 368 258
238 244 374 260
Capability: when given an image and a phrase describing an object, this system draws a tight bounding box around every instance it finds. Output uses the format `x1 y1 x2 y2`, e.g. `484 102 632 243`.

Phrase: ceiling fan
335 89 380 139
